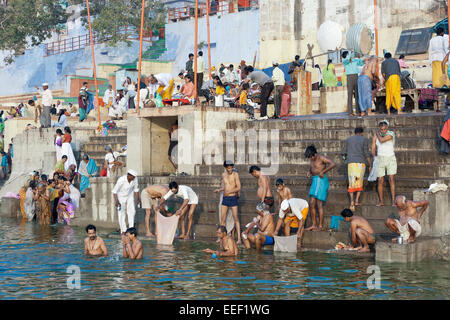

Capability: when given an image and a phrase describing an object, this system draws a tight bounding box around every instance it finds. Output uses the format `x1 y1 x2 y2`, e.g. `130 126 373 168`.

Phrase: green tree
76 0 166 46
0 0 69 64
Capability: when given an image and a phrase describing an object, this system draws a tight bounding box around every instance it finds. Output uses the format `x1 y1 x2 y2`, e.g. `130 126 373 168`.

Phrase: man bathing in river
215 161 242 244
249 165 274 209
122 227 143 259
203 226 238 257
242 203 275 250
274 198 309 248
305 145 336 231
385 196 429 243
341 209 375 253
276 178 292 212
84 224 108 256
141 184 170 237
160 181 198 240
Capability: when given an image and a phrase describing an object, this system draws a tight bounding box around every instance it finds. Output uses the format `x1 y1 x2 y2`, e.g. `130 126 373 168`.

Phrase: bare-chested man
249 165 274 209
341 208 375 253
215 161 242 243
84 224 108 256
385 195 429 243
276 178 293 212
203 225 238 257
122 227 143 259
304 145 336 231
242 203 275 250
141 184 170 237
359 56 379 116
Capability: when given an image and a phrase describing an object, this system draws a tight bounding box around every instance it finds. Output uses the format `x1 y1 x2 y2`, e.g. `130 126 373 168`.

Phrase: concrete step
88 135 127 144
221 126 441 141
194 163 450 179
225 150 449 165
166 175 448 192
226 113 445 130
82 143 126 153
277 137 438 152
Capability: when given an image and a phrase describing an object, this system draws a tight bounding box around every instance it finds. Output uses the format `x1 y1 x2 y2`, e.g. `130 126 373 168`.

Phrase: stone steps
221 126 440 141
226 113 445 130
194 163 450 179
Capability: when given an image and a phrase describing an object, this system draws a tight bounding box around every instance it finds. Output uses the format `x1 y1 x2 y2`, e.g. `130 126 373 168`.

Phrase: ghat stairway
157 112 449 247
79 126 128 175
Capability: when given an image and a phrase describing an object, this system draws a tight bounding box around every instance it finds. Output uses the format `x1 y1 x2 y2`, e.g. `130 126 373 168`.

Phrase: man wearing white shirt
149 73 175 100
272 61 285 119
274 198 309 248
159 181 198 240
35 83 52 128
196 51 206 95
103 85 115 108
112 169 141 234
109 94 126 120
227 64 239 84
429 27 450 88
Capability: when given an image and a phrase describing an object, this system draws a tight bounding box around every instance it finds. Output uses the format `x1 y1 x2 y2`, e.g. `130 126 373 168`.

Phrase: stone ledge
375 237 442 263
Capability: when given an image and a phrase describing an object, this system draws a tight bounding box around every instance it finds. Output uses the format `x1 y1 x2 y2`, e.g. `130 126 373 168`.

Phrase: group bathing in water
83 142 429 259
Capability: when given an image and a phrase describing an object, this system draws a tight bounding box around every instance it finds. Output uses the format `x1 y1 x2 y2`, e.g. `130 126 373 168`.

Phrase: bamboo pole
194 0 199 102
86 0 101 127
206 0 212 79
374 0 379 77
136 0 146 116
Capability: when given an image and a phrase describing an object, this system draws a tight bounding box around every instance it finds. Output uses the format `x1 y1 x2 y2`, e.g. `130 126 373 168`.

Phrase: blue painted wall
161 9 260 77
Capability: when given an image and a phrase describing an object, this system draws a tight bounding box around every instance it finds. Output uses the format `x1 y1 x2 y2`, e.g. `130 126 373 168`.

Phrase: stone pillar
413 189 450 237
296 70 312 115
127 115 151 176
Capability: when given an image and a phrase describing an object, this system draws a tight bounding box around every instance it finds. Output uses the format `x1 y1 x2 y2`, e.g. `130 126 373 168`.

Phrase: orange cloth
19 188 27 219
284 215 299 228
442 120 450 141
63 133 72 143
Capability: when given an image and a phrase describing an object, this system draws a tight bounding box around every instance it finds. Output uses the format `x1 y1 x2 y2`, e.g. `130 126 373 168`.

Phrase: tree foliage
0 0 69 64
75 0 167 47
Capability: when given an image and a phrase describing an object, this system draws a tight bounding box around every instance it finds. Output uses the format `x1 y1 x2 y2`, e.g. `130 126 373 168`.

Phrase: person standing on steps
35 83 52 128
214 161 242 244
342 127 372 211
304 145 336 232
372 120 397 207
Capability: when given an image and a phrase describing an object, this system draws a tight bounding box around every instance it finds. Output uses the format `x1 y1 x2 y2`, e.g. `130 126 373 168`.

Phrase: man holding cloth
274 198 309 248
112 169 141 234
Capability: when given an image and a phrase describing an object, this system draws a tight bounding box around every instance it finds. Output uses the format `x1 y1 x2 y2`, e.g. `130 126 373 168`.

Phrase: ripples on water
0 217 448 300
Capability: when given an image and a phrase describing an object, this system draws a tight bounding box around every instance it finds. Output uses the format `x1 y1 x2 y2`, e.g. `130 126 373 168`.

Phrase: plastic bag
155 94 164 108
368 156 379 182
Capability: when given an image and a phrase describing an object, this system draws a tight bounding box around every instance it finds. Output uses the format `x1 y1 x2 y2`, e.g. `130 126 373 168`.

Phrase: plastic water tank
346 24 374 55
317 21 343 52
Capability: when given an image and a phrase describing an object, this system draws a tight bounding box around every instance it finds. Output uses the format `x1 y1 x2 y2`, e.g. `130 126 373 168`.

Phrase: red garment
63 133 72 143
238 0 250 7
280 83 292 117
100 169 107 177
442 120 450 141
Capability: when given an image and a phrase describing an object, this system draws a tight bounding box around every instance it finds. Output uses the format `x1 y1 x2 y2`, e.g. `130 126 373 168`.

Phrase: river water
0 217 448 300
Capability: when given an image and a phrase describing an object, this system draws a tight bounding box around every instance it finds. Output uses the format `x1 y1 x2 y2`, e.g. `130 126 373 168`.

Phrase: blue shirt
343 56 365 75
1 155 7 167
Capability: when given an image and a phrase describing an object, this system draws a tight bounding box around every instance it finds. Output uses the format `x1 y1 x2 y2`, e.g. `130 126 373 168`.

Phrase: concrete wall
162 9 260 75
259 0 445 69
413 189 450 237
0 124 98 198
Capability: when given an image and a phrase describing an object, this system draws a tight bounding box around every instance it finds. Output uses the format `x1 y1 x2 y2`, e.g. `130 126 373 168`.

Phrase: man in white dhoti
109 94 126 120
112 169 141 234
103 85 115 108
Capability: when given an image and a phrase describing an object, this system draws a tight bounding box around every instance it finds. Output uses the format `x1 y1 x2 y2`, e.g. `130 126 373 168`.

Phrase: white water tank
317 21 343 52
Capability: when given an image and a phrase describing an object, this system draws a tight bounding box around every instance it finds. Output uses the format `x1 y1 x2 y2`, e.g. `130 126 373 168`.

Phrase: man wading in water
215 161 242 244
122 227 143 260
84 225 108 256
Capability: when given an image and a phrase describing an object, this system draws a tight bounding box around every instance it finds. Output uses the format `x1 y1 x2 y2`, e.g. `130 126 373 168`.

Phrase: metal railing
168 0 259 23
44 27 164 57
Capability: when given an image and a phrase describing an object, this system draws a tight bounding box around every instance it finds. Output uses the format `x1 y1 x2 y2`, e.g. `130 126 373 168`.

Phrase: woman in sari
36 183 51 225
54 129 63 162
78 155 98 193
61 127 77 171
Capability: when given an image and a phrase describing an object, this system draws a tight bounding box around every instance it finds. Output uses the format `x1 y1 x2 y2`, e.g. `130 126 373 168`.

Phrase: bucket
215 95 224 107
346 24 373 55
